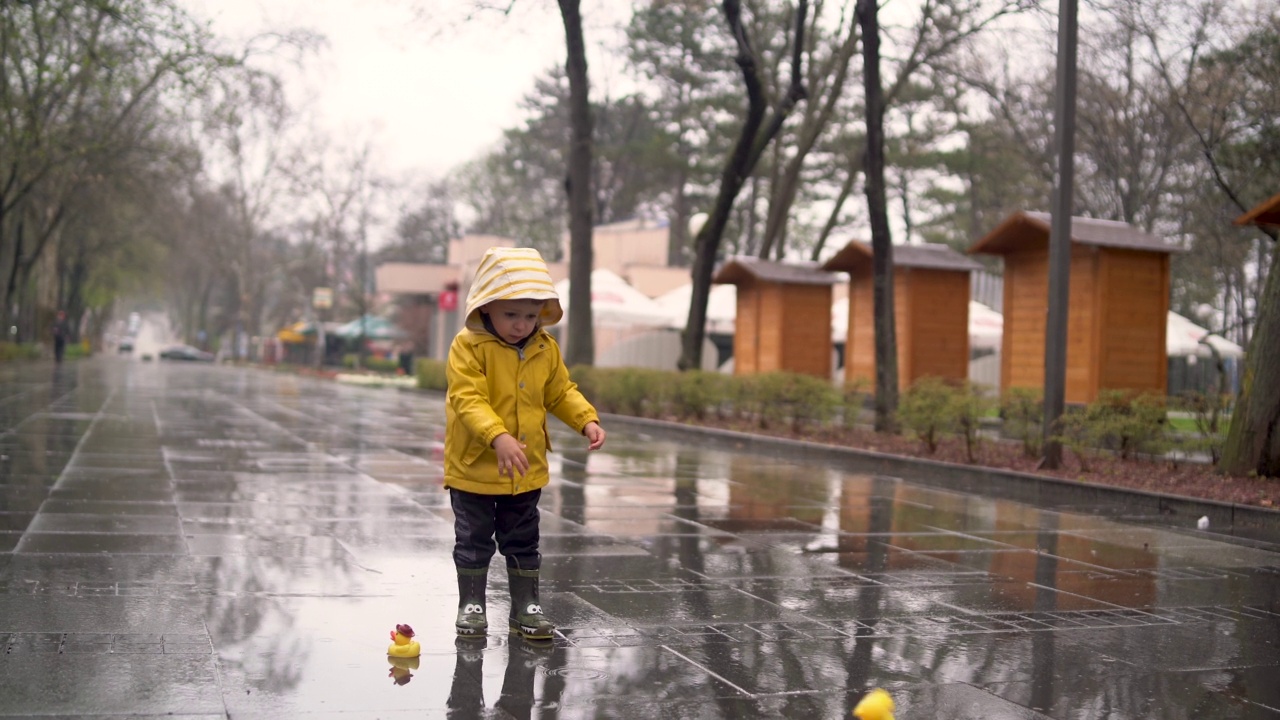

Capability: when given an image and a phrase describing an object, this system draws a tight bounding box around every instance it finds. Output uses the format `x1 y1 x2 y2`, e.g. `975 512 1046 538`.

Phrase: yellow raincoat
443 246 597 495
444 327 597 495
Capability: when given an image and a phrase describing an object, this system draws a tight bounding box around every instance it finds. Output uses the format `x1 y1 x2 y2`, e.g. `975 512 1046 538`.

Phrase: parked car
158 344 214 362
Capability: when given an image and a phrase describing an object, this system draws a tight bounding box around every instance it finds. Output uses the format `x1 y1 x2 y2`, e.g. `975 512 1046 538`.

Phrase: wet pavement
1 359 1278 719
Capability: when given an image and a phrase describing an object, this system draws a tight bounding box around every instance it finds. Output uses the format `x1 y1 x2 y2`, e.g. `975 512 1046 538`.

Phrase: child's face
484 299 546 344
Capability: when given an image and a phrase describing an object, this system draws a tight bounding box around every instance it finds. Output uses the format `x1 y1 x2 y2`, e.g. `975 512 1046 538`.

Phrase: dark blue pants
449 488 541 571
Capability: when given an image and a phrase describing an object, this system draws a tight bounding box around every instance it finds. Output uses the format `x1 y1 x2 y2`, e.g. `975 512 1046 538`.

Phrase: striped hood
464 247 563 331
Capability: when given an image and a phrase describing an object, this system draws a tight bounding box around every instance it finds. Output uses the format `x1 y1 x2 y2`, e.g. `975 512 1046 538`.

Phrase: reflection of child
445 247 605 641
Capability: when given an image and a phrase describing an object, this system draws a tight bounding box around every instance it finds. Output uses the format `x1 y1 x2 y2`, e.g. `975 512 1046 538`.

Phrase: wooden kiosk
969 211 1176 403
822 241 981 389
1235 191 1280 227
712 257 840 379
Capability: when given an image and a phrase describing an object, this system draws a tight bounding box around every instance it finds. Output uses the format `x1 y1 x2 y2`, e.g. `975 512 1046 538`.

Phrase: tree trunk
810 149 864 262
1220 245 1280 477
857 0 899 432
679 0 808 371
669 174 689 267
559 0 595 367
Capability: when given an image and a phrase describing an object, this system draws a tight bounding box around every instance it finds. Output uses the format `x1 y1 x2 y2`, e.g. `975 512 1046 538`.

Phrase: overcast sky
182 0 631 180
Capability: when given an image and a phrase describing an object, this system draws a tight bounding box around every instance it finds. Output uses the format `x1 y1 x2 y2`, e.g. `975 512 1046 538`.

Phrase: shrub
64 342 92 360
415 358 448 391
0 342 41 363
1091 390 1170 460
1001 387 1045 458
750 373 792 429
632 369 673 417
952 381 991 464
364 356 400 374
839 379 870 430
898 377 958 454
1054 390 1169 470
1054 406 1099 471
583 368 652 417
779 373 839 430
727 373 764 424
670 370 732 420
727 372 838 431
1173 390 1230 464
568 365 600 402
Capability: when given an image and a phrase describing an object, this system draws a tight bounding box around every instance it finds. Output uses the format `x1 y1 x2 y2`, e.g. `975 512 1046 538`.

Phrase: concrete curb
600 412 1280 547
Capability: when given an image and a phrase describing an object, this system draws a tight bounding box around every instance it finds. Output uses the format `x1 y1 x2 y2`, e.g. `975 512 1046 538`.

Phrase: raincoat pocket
462 438 488 466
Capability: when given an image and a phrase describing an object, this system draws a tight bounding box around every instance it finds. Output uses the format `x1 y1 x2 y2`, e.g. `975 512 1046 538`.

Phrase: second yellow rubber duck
853 688 895 720
387 623 421 658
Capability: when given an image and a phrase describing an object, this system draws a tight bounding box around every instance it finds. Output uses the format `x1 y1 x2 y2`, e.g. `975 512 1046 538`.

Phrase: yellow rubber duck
853 688 895 720
387 623 421 658
387 655 420 685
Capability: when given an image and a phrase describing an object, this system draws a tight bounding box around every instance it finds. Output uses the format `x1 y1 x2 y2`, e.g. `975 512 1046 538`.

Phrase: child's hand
583 421 606 451
492 433 528 477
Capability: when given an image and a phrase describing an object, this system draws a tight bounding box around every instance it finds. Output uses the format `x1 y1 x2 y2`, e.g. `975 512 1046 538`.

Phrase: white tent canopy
1166 311 1244 359
554 268 671 327
654 283 738 335
969 301 1004 351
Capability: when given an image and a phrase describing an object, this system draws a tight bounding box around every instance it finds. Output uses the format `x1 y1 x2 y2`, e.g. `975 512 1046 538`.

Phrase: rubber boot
455 567 488 637
496 641 544 719
508 568 554 641
446 637 485 716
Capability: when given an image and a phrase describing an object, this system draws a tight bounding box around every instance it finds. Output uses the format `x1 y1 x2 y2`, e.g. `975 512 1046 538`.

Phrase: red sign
438 290 458 311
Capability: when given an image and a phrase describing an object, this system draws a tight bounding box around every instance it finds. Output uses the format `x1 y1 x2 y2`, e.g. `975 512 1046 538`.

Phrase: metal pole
1041 0 1079 469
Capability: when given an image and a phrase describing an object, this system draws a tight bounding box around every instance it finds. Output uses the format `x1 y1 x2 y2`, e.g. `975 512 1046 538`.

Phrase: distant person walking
52 310 69 363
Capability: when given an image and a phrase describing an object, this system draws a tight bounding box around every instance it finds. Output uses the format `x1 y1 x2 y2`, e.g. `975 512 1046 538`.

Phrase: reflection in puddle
1 361 1276 718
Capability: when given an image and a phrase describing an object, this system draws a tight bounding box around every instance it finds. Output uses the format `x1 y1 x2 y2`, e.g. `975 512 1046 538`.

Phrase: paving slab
0 359 1278 718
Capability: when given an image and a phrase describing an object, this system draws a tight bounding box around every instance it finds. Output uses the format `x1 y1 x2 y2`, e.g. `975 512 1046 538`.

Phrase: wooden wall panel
1065 247 1098 404
780 284 833 378
905 269 971 383
1003 248 1049 391
846 268 876 385
1096 249 1169 395
998 242 1172 403
847 266 966 390
897 270 914 382
733 282 760 375
758 284 786 372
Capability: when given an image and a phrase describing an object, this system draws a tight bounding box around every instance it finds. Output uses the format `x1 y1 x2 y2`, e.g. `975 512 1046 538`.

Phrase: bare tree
757 3 861 260
679 0 810 371
0 0 228 339
857 0 899 431
558 0 596 367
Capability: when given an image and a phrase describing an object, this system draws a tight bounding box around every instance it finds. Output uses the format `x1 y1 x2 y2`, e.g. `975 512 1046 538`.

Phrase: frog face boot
456 567 488 637
508 568 554 641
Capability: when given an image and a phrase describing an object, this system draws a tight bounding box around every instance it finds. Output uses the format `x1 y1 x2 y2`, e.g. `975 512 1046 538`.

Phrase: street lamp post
1041 0 1080 469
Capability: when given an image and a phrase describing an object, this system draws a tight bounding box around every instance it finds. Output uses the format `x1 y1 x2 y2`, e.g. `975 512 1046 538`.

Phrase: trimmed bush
1001 387 1044 458
952 381 991 464
898 377 957 454
670 370 732 420
1172 390 1230 464
0 342 41 362
415 358 448 391
839 380 870 430
1055 390 1169 470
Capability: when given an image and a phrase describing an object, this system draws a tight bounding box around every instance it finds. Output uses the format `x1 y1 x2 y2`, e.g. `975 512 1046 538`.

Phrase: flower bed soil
673 416 1279 509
